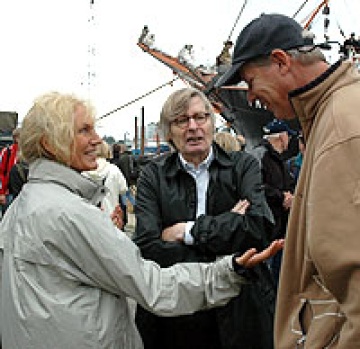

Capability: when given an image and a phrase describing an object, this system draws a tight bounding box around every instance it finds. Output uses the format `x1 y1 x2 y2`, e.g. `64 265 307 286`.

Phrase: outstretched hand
234 239 284 268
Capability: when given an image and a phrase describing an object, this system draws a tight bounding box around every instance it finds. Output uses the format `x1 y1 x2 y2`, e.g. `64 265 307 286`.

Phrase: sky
1 0 359 141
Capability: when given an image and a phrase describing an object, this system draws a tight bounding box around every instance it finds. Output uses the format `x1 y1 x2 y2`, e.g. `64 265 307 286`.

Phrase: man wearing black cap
249 119 296 288
216 13 360 348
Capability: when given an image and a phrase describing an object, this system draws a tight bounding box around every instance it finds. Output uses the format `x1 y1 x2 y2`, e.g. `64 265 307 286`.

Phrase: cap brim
214 62 244 88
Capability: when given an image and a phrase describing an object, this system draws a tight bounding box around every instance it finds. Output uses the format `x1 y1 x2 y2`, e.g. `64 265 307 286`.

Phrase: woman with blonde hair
0 91 283 348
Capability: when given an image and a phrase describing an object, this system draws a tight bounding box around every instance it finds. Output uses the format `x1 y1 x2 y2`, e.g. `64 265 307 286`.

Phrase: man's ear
166 133 176 150
270 49 291 73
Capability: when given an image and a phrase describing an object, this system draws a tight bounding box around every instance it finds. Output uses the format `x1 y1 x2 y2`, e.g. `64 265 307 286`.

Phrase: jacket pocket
291 296 345 348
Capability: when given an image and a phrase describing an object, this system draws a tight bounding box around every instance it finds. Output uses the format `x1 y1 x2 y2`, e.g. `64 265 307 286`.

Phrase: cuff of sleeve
232 253 258 281
184 221 195 245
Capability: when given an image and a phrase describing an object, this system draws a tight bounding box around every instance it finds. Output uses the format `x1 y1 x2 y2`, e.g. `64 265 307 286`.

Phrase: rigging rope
98 76 180 120
292 0 310 19
227 0 248 41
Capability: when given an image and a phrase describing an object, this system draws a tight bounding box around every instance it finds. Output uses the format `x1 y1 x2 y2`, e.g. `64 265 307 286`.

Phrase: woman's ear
40 136 55 156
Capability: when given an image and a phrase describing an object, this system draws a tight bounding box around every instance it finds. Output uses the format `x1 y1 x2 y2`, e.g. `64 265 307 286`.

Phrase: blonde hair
20 91 95 165
214 132 241 152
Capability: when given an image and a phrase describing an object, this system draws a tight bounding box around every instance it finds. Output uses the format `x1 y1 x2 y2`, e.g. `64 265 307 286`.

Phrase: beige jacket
275 61 360 348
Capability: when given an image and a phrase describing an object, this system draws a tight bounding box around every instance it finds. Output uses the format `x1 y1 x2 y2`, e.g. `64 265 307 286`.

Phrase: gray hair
286 46 326 64
20 91 95 165
158 88 215 140
246 45 326 68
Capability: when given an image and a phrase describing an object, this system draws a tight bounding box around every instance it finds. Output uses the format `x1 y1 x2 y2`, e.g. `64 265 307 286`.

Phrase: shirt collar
179 147 214 171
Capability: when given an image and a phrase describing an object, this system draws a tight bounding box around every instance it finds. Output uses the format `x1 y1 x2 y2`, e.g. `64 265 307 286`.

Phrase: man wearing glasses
133 87 275 349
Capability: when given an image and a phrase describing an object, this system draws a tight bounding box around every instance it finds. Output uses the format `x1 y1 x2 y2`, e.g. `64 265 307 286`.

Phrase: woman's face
70 104 102 171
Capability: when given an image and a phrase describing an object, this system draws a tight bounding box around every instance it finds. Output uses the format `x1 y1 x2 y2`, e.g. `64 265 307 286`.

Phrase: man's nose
188 116 198 129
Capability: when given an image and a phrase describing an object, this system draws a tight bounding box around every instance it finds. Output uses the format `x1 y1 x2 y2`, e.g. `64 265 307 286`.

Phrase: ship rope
292 0 311 18
227 0 248 41
98 76 180 120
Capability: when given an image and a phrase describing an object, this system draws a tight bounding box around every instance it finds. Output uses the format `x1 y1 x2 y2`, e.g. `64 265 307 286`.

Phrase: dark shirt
8 161 29 198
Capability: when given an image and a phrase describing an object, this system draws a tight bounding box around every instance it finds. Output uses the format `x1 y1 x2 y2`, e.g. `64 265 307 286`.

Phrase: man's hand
234 239 284 268
283 191 294 210
161 222 186 242
231 199 250 215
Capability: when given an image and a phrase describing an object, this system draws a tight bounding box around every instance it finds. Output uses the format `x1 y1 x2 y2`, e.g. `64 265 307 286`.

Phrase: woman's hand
111 204 124 230
234 239 284 268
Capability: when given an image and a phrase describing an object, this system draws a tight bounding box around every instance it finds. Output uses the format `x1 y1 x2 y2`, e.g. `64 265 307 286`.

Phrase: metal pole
141 106 145 156
134 116 138 151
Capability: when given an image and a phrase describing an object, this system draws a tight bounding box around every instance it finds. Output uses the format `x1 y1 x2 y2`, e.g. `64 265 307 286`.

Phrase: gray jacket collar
28 158 106 206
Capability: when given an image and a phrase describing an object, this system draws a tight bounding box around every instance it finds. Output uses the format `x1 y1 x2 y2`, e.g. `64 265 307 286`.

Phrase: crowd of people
0 11 359 349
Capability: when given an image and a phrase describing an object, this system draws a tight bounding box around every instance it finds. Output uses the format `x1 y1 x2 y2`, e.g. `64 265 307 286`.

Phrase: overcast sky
0 0 358 141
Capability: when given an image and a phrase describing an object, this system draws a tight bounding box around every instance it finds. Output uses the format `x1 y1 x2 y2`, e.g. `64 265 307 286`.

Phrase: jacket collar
289 60 360 139
28 158 106 206
163 142 234 178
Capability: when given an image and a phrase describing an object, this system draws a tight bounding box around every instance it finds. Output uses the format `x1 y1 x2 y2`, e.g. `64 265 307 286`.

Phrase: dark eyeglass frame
171 112 211 129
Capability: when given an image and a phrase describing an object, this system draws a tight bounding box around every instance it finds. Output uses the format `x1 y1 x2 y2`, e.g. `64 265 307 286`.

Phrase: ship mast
87 0 97 100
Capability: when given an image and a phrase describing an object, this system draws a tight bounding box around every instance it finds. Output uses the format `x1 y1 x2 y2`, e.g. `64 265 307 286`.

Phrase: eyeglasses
171 112 211 129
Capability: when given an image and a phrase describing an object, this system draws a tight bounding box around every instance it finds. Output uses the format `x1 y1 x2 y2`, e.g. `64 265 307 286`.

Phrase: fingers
231 199 250 214
250 239 284 264
234 239 284 268
234 248 257 266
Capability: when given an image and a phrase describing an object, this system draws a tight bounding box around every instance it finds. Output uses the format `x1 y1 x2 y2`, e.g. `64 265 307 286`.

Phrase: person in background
112 143 134 186
133 87 276 349
215 12 360 348
83 140 127 229
0 91 283 349
0 128 20 215
216 40 234 73
138 25 149 43
178 44 196 69
214 131 241 152
249 119 295 287
8 151 29 200
287 132 305 184
111 143 137 219
343 32 360 56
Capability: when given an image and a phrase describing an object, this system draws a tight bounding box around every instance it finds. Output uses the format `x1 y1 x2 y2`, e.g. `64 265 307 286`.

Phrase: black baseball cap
215 13 315 88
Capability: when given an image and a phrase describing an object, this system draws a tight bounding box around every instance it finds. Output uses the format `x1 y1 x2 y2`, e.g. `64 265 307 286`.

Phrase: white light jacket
0 158 245 349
